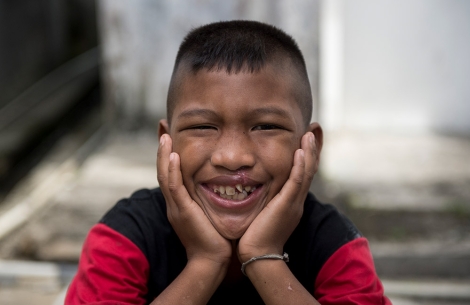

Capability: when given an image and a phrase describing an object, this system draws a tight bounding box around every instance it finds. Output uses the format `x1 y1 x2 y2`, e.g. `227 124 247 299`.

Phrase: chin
216 223 248 240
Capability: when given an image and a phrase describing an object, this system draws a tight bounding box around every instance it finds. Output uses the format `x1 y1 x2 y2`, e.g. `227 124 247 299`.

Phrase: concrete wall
98 0 319 129
99 1 470 134
320 0 470 134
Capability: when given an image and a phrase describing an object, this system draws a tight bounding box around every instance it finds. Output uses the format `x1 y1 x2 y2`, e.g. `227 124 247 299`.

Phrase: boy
66 20 391 304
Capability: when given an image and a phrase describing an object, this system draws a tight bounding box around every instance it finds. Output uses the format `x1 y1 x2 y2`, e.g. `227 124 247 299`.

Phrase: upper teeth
212 184 256 200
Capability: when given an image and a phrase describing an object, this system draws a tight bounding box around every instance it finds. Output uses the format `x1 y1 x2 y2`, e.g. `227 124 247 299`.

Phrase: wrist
238 246 283 264
243 257 289 279
241 252 289 276
152 256 230 304
186 255 230 280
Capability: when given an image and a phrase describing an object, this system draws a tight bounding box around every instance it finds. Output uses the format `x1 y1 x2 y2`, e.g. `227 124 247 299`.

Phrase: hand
157 134 232 266
237 132 318 263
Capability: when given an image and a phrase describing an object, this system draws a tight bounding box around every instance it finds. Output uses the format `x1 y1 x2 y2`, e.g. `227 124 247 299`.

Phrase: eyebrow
250 106 291 118
176 108 219 120
176 106 292 120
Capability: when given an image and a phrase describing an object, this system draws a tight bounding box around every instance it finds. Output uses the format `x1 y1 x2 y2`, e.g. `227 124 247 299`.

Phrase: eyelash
183 125 217 134
186 124 283 132
191 125 215 129
252 124 281 131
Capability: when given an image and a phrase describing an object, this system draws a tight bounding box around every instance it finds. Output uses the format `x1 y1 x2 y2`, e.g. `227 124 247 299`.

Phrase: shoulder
301 192 362 249
101 187 166 223
289 192 362 259
67 188 185 303
65 189 166 305
285 193 362 290
314 238 392 304
99 187 171 258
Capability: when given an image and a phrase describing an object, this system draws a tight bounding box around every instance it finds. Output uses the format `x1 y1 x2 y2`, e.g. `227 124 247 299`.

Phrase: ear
307 122 323 152
158 119 170 139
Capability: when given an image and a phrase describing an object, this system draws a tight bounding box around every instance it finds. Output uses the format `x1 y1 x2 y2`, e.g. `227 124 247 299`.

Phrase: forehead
171 64 303 123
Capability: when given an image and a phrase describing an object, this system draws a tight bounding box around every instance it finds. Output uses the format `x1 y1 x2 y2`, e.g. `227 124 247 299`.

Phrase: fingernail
309 133 315 145
170 152 175 161
160 135 166 146
299 149 305 158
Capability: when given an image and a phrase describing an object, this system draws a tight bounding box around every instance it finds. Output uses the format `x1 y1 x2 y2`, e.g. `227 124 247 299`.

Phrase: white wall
321 0 470 134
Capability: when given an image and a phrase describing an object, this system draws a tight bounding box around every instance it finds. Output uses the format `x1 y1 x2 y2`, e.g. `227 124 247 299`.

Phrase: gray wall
100 0 470 134
98 0 319 129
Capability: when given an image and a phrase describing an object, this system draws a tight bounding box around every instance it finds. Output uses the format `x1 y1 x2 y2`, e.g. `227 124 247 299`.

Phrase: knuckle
292 175 303 186
168 181 179 193
157 173 167 184
304 169 315 181
167 162 177 175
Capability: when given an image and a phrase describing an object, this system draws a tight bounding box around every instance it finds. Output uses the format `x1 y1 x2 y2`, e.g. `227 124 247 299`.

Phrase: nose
210 131 256 171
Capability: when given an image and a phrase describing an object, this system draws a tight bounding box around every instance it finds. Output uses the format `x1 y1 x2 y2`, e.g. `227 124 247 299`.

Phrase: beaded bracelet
241 252 289 276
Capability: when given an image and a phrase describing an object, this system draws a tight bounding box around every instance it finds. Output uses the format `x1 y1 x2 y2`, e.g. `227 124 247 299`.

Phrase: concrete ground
0 128 469 304
320 131 470 212
0 260 74 305
312 131 470 281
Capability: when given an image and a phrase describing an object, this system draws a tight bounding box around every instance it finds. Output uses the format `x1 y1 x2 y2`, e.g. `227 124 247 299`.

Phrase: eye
189 125 216 130
181 124 218 137
252 124 282 131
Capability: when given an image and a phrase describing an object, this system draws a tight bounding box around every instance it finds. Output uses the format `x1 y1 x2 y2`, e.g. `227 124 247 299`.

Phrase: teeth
219 186 225 195
211 184 258 200
225 186 236 195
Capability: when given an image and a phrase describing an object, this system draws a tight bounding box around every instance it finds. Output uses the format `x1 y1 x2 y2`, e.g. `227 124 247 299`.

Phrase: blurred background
0 1 469 304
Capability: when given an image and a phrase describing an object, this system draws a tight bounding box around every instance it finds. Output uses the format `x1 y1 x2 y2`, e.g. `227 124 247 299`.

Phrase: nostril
210 152 255 170
237 165 250 171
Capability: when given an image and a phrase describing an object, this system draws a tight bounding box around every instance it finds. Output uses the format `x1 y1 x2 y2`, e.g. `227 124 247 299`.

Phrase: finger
273 148 306 207
300 132 317 193
156 135 181 217
245 148 306 249
157 134 172 189
167 152 196 211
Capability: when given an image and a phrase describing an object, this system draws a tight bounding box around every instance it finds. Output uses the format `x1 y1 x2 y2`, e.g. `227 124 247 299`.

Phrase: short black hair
167 20 312 125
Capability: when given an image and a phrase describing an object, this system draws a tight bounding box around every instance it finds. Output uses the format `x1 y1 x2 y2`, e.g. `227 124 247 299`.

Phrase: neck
223 240 243 284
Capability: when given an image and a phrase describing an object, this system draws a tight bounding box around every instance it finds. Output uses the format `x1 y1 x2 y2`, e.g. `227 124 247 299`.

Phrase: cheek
256 137 298 180
173 139 211 183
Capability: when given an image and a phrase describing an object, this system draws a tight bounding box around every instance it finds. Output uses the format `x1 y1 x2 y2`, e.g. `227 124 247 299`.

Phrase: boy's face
160 65 316 240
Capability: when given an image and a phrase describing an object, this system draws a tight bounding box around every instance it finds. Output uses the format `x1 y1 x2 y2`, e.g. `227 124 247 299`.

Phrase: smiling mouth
208 184 258 201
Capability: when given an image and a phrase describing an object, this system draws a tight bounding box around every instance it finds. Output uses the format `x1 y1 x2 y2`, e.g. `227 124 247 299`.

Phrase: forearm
245 259 320 305
150 258 228 305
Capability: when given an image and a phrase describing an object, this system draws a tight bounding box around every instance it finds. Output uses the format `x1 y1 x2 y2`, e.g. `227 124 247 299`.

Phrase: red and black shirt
66 188 391 304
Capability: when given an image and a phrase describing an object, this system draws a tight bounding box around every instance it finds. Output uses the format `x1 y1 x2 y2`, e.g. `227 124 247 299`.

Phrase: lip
198 175 264 211
200 184 264 210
